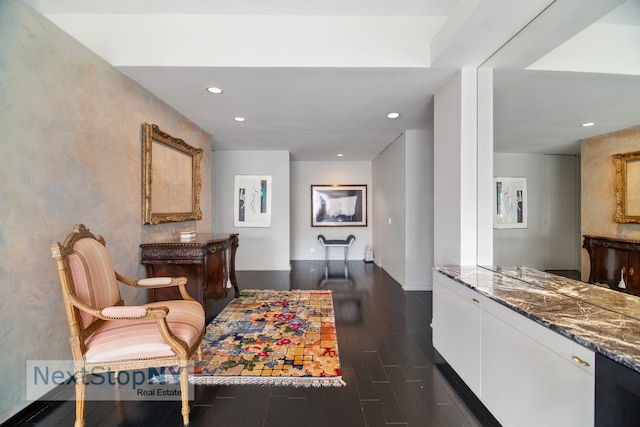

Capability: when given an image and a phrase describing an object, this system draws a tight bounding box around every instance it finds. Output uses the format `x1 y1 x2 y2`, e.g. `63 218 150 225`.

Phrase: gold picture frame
142 123 203 225
613 150 640 224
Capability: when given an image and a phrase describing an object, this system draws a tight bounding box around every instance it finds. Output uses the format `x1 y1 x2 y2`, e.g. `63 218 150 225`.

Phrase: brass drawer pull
472 298 480 303
573 356 590 367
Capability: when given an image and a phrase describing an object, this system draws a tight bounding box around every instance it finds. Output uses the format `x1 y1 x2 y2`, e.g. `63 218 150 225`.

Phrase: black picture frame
311 185 367 227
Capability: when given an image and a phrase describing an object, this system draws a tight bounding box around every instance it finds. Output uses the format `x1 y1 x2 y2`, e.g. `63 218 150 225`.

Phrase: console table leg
229 234 240 298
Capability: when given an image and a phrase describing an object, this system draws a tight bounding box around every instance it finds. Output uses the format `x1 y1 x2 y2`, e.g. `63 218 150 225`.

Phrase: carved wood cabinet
583 235 640 296
140 234 239 319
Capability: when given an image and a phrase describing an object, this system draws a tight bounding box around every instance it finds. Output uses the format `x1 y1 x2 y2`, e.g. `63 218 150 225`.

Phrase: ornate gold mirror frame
142 123 203 225
613 150 640 224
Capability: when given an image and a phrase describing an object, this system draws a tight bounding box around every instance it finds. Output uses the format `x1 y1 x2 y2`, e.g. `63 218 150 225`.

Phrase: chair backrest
52 225 122 332
67 237 121 328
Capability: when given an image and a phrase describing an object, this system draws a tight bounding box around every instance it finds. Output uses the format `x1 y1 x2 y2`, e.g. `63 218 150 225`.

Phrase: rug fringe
151 374 346 388
189 375 347 388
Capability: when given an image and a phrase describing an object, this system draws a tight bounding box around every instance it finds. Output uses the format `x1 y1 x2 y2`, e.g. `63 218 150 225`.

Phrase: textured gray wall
581 126 640 280
0 1 212 421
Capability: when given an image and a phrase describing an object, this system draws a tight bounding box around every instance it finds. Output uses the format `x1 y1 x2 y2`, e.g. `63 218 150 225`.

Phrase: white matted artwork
493 177 527 229
234 175 272 228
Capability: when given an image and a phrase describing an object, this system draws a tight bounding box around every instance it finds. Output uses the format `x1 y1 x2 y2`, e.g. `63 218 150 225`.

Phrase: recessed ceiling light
387 112 400 119
337 153 344 157
581 122 595 127
234 117 245 122
206 86 223 94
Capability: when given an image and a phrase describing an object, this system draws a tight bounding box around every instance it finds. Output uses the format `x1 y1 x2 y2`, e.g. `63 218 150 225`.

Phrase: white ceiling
490 0 640 154
22 0 457 15
24 0 640 159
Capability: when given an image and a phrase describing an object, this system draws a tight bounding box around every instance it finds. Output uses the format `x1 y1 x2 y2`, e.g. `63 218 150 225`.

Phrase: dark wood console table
140 234 239 318
583 235 640 296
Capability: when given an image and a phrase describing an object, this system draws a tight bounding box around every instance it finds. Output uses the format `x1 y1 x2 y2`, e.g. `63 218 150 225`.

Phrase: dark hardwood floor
12 260 499 427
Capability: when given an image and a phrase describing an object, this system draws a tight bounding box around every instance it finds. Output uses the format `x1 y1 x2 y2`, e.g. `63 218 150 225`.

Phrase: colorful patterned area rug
191 289 345 387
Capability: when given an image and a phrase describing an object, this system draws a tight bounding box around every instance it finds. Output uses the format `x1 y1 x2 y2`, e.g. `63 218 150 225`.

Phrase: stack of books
180 231 196 242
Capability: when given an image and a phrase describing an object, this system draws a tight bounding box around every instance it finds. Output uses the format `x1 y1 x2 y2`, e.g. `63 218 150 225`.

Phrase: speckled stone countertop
434 265 640 374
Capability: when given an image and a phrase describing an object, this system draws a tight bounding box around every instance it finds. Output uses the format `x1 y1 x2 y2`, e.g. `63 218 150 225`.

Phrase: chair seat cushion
84 300 204 363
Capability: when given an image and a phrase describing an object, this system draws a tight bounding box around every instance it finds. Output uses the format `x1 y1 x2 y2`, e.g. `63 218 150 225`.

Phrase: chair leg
180 365 190 426
74 369 86 427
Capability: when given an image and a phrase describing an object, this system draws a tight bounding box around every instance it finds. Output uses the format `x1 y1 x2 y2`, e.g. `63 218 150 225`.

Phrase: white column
477 67 494 266
433 69 478 266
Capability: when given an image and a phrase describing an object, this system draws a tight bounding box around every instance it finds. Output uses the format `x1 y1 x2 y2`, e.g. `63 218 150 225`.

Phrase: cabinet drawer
482 308 594 427
481 293 594 374
432 273 482 395
572 341 595 376
434 273 483 306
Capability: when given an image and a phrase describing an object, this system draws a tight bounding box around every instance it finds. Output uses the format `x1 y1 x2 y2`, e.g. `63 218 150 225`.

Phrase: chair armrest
100 306 148 319
99 305 168 320
116 272 195 302
116 272 187 288
135 276 196 302
136 277 188 288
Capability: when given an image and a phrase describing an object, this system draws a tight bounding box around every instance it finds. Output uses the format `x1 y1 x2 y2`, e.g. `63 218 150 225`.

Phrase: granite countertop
434 265 640 374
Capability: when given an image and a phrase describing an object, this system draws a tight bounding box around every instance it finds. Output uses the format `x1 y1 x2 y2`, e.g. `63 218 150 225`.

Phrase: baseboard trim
403 283 433 291
434 353 501 427
236 265 292 271
2 380 71 426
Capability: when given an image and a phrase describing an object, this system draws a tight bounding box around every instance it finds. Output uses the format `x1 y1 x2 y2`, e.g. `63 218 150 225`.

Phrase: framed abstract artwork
234 175 272 227
493 177 527 228
311 185 367 227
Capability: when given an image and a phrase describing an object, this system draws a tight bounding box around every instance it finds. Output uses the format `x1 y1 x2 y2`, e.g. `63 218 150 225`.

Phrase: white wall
493 153 580 270
0 1 213 421
545 154 581 270
290 161 372 260
405 131 434 289
477 67 494 265
434 69 478 266
372 131 434 290
214 151 290 270
374 135 407 284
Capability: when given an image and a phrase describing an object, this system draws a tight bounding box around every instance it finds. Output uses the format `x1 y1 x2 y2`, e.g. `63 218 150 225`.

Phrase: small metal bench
317 234 356 263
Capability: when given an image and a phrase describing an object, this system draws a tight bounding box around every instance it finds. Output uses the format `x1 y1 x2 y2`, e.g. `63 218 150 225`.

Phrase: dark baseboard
3 393 66 426
2 376 76 426
434 352 502 427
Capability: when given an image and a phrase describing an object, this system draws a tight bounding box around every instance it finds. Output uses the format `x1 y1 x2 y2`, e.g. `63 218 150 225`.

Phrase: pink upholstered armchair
50 224 205 427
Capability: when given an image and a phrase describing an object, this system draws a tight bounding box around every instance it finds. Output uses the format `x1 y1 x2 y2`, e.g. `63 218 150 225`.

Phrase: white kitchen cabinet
432 273 482 395
432 272 594 426
481 296 594 427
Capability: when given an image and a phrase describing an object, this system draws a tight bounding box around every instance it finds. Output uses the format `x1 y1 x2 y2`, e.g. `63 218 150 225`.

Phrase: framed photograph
493 177 527 229
234 175 272 228
311 185 367 227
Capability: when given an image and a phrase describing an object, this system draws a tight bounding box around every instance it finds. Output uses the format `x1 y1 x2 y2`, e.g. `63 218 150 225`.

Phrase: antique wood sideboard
583 235 640 296
140 234 239 319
